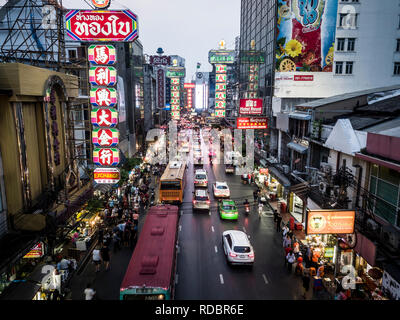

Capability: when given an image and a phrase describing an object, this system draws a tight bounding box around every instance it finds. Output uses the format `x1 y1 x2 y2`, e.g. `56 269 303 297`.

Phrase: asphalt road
67 128 312 300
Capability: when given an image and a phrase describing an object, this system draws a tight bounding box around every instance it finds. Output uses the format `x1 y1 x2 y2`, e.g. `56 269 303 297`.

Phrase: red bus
120 204 179 300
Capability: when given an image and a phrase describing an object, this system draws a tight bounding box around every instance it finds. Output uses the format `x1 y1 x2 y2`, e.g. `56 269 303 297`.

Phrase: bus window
160 181 181 190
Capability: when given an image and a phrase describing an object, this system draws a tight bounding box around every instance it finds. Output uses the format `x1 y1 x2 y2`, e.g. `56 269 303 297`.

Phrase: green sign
324 247 334 258
208 50 235 64
240 51 266 64
166 67 185 78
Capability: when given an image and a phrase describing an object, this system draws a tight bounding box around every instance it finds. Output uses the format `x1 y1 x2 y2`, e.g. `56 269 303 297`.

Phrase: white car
213 181 230 198
192 189 210 211
222 230 254 266
194 169 208 187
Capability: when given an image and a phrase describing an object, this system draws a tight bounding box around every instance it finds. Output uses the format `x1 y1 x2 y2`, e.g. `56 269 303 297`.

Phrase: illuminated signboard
92 128 119 147
306 210 355 235
93 148 120 166
23 242 44 258
215 110 225 117
215 100 226 109
94 167 120 184
89 66 117 86
237 117 268 129
66 10 138 42
90 87 117 107
239 98 263 115
184 83 196 89
150 55 171 65
239 50 266 64
166 67 185 78
91 108 118 127
88 45 116 65
208 50 235 64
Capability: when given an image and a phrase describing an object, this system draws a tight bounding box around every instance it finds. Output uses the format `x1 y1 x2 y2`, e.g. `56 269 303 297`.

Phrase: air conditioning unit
380 224 400 253
366 218 379 233
330 185 340 198
319 182 327 194
282 165 289 174
320 162 332 174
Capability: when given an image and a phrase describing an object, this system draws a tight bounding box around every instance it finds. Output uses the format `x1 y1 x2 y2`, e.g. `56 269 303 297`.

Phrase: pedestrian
286 250 296 273
253 189 258 202
92 245 101 273
98 228 104 245
273 209 278 222
301 270 310 299
293 240 300 257
283 234 292 248
129 222 137 249
282 225 289 238
100 242 111 271
258 202 263 219
84 283 96 300
112 232 121 252
276 214 282 232
284 245 292 266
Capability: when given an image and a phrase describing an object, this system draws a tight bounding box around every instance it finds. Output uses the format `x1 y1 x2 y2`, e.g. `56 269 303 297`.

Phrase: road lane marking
209 210 211 216
262 274 269 284
180 210 183 216
219 274 224 284
211 226 215 232
214 246 218 253
175 274 179 284
179 225 182 232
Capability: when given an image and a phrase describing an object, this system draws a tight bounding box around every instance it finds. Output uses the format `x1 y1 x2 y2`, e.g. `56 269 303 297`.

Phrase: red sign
65 10 138 42
259 168 269 175
184 83 196 89
88 45 116 65
294 75 314 81
237 117 268 129
239 98 263 115
306 210 355 235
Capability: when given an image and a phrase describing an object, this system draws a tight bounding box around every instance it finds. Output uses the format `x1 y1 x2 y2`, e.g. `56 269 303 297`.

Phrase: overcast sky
62 0 241 82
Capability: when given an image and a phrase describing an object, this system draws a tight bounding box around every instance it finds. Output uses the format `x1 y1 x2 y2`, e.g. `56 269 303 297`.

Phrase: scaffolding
0 0 93 199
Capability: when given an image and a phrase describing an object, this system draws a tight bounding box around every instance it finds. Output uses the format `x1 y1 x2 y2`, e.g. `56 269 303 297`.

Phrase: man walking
276 213 282 232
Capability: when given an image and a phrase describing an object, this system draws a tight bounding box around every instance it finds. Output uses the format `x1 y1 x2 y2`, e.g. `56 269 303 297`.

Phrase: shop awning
287 142 308 154
289 112 312 121
268 166 291 188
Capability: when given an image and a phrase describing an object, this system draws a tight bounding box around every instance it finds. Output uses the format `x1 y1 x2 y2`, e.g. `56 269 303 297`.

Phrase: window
394 62 400 75
335 61 344 74
396 39 400 52
345 61 354 74
339 13 358 28
337 38 345 51
347 38 356 51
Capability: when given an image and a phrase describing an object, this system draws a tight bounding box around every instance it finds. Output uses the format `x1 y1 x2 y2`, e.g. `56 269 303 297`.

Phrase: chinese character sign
91 108 118 127
88 45 117 65
89 66 117 86
93 148 120 166
92 128 119 147
215 62 227 117
90 87 117 107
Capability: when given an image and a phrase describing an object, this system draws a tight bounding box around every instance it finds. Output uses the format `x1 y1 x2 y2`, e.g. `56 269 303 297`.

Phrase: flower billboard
275 0 338 73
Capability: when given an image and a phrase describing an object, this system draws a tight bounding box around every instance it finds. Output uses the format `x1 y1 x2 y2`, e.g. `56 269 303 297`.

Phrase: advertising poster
275 0 338 73
306 210 355 235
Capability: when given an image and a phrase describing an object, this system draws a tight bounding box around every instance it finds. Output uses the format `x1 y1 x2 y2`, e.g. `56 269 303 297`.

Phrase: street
66 128 311 300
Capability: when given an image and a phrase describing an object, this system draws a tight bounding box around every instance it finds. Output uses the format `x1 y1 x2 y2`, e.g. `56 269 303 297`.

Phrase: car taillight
206 200 210 204
193 200 196 204
249 253 254 259
229 252 237 258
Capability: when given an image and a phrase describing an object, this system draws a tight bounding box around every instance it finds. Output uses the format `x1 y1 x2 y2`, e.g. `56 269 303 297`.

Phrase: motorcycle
244 203 250 215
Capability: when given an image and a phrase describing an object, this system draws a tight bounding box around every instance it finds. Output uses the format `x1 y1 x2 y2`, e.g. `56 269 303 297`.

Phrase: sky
61 0 241 82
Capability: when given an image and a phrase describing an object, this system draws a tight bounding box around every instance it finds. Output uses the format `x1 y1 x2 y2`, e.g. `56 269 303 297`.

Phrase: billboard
275 0 338 73
239 99 263 115
208 50 235 64
65 10 138 42
306 210 355 235
94 168 120 184
237 117 268 129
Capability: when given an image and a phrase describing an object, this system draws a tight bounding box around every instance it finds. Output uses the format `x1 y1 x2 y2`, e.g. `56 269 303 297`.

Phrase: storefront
254 165 290 204
289 192 304 223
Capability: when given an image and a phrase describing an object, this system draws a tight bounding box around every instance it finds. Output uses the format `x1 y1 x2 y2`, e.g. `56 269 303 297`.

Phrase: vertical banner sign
184 83 195 112
157 69 165 109
214 64 227 118
170 77 180 120
66 3 139 185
